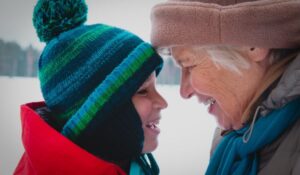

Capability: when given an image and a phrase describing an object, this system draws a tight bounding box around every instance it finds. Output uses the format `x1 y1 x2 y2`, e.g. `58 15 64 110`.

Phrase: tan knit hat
151 0 300 49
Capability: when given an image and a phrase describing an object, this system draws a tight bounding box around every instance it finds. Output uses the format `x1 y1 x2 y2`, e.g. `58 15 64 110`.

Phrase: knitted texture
33 0 163 162
61 41 157 139
33 0 87 42
38 24 162 136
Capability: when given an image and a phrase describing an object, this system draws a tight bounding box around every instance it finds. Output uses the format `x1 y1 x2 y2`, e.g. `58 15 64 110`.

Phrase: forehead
169 46 208 65
143 72 156 84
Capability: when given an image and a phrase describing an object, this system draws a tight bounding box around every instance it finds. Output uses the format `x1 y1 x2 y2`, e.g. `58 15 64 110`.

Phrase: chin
216 118 232 131
142 141 158 153
217 124 230 131
217 120 242 131
214 111 239 131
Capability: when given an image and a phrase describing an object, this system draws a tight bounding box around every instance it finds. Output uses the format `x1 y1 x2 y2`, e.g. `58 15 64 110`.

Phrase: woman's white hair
158 45 287 75
193 45 250 74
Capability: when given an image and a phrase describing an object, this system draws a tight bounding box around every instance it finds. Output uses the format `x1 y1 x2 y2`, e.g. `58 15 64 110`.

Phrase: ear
247 47 270 62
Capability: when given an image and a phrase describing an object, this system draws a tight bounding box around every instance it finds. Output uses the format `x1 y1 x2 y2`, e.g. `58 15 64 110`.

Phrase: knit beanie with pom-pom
33 0 163 164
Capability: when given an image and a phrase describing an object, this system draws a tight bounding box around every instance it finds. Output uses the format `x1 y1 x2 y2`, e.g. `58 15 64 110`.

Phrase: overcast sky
0 0 165 50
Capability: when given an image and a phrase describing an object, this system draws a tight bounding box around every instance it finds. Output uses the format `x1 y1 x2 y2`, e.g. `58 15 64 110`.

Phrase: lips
145 118 161 134
198 96 216 113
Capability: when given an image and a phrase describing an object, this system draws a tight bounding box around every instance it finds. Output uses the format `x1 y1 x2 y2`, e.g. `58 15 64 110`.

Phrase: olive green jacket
210 54 300 175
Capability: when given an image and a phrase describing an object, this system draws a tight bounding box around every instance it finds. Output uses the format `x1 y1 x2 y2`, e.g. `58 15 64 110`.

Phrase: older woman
150 0 300 174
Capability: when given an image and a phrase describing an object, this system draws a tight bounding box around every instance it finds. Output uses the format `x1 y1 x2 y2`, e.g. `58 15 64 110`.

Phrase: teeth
204 98 216 105
147 121 159 129
210 98 216 105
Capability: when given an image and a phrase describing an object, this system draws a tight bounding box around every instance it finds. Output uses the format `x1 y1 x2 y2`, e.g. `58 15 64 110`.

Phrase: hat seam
153 0 298 11
219 9 222 44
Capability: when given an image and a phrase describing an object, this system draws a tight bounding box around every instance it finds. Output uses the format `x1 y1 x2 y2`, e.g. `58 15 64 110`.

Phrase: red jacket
14 102 126 175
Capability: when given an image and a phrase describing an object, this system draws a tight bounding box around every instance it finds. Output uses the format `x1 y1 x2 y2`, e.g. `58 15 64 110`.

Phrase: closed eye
137 89 148 96
186 65 196 72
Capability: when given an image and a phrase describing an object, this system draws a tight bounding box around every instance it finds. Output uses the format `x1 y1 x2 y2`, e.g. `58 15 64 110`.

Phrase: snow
0 76 216 175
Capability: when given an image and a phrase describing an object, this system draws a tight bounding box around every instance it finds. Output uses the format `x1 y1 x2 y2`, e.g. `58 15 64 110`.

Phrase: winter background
0 0 216 175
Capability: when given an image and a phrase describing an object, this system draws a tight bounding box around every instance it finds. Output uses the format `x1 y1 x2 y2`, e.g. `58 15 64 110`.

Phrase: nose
180 69 194 99
154 91 168 110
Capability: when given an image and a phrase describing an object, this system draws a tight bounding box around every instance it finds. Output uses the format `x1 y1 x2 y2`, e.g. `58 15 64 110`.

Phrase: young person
14 0 167 174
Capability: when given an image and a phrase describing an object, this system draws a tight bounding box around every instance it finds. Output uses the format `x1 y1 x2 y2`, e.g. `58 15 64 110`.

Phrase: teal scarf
130 153 159 175
206 98 300 175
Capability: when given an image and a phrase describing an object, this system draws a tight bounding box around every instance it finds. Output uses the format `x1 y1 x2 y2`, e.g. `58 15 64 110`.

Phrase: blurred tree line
156 56 180 84
0 39 40 77
0 38 180 84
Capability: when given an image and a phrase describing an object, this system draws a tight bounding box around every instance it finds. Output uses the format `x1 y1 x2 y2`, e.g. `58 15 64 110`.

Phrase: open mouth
145 119 160 134
203 97 216 113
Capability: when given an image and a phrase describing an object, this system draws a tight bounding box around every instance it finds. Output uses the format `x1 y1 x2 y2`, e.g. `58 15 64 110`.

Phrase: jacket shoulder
258 117 300 175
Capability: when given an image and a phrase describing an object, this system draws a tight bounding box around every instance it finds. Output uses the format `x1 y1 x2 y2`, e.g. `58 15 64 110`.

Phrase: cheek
190 68 218 95
134 99 152 123
133 95 159 153
191 67 243 129
138 100 158 153
142 138 158 153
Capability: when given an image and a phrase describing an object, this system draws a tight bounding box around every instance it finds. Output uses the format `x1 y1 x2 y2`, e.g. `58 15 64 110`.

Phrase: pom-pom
33 0 88 43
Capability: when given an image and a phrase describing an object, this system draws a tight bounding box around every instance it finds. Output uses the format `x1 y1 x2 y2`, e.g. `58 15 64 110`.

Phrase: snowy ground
0 76 216 175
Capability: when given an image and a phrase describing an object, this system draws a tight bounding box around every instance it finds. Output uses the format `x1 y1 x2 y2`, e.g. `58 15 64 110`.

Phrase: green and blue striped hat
33 0 163 160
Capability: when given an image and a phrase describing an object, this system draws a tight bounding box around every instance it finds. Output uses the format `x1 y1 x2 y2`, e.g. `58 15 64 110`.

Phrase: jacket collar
19 102 126 175
261 54 300 116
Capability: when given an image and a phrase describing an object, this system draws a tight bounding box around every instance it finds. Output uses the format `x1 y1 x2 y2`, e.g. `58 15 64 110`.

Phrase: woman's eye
187 65 196 72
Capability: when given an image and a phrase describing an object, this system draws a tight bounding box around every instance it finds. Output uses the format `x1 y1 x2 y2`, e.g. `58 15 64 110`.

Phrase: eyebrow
174 57 190 68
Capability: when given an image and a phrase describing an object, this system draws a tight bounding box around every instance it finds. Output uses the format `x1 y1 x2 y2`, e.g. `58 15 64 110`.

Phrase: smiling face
171 46 269 130
132 73 168 153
